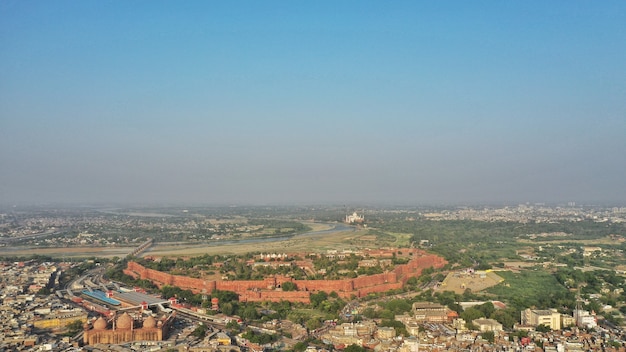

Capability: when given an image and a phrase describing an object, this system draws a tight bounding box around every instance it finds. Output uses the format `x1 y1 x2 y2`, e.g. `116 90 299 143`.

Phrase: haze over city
1 1 625 205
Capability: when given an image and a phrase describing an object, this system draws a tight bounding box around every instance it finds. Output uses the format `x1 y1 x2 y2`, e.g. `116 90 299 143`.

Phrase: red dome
116 312 132 329
143 316 157 328
93 317 107 330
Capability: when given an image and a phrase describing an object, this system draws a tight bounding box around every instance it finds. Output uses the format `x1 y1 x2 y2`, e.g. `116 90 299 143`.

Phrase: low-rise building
574 310 597 329
412 302 450 323
376 326 396 339
521 309 561 330
472 318 503 332
33 308 88 329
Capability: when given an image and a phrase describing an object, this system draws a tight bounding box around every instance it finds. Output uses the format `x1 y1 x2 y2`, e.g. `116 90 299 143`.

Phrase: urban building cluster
0 260 87 350
2 256 626 351
309 301 621 352
2 204 626 351
0 208 297 248
421 204 626 223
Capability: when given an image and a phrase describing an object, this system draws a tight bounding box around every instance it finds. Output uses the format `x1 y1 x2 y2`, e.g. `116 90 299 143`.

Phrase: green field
486 270 573 310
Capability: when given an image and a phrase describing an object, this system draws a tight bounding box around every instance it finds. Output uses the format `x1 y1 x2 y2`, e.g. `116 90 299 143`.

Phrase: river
200 222 355 247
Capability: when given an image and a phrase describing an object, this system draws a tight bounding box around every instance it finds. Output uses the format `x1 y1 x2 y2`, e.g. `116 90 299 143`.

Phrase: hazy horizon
1 1 625 205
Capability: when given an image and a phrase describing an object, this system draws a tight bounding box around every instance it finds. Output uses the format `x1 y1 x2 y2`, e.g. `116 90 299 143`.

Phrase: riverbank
0 222 359 258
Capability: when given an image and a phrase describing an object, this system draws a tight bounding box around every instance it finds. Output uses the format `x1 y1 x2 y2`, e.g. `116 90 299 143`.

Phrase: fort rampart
124 250 446 303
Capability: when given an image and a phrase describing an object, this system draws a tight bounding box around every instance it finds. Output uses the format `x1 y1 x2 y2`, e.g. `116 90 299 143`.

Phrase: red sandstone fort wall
124 250 446 303
295 279 352 293
357 282 403 296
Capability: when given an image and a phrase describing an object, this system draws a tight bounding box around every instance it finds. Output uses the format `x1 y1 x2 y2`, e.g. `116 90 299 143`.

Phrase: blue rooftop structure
114 291 167 306
82 290 121 306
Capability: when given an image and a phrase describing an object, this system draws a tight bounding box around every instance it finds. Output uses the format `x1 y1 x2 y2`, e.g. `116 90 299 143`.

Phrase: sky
1 1 625 206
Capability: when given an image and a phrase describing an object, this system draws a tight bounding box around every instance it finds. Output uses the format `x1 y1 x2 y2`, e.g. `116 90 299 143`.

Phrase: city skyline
1 1 625 205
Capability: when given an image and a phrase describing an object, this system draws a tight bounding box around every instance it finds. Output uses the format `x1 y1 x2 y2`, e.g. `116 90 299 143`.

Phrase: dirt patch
438 270 504 294
502 261 538 271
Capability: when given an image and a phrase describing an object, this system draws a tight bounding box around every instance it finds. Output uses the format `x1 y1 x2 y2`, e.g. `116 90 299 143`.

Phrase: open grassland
289 308 334 322
485 270 569 308
301 222 335 232
384 232 414 247
145 229 378 257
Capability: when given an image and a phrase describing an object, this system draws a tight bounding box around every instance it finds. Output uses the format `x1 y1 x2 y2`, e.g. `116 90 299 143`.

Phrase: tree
460 307 484 322
481 331 495 343
476 262 492 270
379 309 395 320
293 342 307 352
465 322 478 331
344 344 366 352
406 277 418 286
221 302 234 316
536 324 551 332
310 291 328 308
225 320 240 332
37 287 52 296
192 324 208 339
66 319 84 334
435 290 458 306
380 320 408 337
362 307 378 319
212 290 239 303
242 329 277 344
306 318 322 331
476 302 495 318
282 281 297 291
242 306 259 321
492 308 518 329
384 299 412 314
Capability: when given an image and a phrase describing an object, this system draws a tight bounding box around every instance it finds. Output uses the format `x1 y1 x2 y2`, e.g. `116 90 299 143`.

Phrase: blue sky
1 1 625 205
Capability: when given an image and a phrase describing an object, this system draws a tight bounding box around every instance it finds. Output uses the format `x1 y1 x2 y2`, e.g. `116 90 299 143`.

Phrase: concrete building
472 318 503 332
33 308 88 329
376 326 396 339
412 302 452 323
521 309 561 330
574 310 597 329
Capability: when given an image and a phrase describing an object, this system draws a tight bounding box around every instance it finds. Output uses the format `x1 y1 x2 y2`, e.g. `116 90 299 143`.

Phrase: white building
521 309 561 330
574 310 597 329
345 212 364 224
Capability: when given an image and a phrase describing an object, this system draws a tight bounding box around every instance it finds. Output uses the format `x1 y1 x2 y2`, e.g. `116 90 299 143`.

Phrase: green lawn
486 270 572 310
